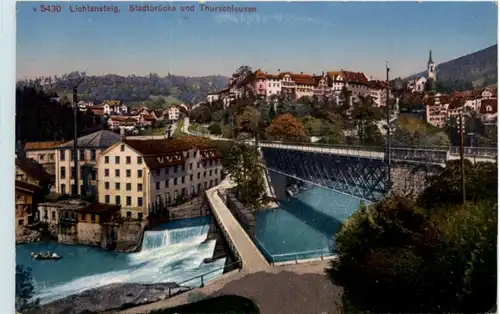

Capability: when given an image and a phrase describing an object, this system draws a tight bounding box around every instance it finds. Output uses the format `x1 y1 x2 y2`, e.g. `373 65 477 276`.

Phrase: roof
38 199 89 210
78 203 121 214
102 100 122 106
368 80 387 90
480 99 498 114
122 137 217 170
24 141 65 151
58 130 121 149
15 180 40 193
16 158 53 183
327 70 368 85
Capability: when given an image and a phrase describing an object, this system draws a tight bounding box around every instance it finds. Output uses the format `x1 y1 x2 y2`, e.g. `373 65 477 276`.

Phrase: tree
418 159 498 208
208 123 222 135
327 196 497 313
350 96 383 145
235 106 261 135
266 114 308 142
225 143 266 209
189 105 212 124
16 265 39 313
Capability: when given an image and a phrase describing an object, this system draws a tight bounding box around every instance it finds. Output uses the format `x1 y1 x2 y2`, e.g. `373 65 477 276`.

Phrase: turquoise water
255 186 363 263
16 216 226 304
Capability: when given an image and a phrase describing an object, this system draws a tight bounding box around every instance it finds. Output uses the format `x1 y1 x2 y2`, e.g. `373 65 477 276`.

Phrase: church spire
428 49 434 64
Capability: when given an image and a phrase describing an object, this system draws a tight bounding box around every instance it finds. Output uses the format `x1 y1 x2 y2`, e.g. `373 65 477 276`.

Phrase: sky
16 1 498 80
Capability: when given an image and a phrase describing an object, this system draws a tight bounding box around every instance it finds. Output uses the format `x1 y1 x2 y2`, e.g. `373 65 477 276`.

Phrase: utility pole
459 111 466 205
72 77 85 198
386 62 392 189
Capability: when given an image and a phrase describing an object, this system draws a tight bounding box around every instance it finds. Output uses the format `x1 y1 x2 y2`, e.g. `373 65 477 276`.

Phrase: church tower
427 49 436 80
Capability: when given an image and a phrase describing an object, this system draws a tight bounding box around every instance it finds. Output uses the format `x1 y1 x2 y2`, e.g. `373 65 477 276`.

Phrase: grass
396 115 443 134
173 120 187 138
149 295 260 314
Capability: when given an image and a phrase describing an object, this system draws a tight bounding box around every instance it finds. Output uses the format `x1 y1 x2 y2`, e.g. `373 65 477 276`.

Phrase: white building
166 106 180 121
206 92 220 103
96 138 223 219
407 50 436 93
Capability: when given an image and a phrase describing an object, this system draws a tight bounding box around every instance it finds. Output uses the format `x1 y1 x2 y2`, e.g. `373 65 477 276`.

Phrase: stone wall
58 224 78 245
77 223 104 247
115 221 147 252
224 191 256 238
390 163 443 199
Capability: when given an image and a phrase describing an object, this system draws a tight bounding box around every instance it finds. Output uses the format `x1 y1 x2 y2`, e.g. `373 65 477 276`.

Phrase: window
105 156 109 164
189 163 193 170
115 195 121 205
137 197 143 206
126 169 131 177
210 180 213 187
197 183 201 193
137 169 142 178
155 169 160 176
60 150 66 161
137 156 142 164
90 149 96 161
181 188 186 196
215 168 218 175
115 169 120 177
51 211 56 220
190 174 193 181
174 178 178 185
71 167 75 179
165 180 169 188
105 195 110 203
120 144 125 152
126 156 131 164
197 162 200 168
197 173 201 179
115 156 120 164
215 179 218 185
204 182 207 189
209 170 212 176
126 196 132 206
60 167 66 179
126 183 131 191
126 211 132 218
203 171 206 178
61 184 66 194
156 182 160 190
138 213 143 220
137 183 143 192
71 185 76 195
104 169 109 177
79 149 85 160
194 151 197 158
115 182 120 190
181 176 185 184
105 182 110 189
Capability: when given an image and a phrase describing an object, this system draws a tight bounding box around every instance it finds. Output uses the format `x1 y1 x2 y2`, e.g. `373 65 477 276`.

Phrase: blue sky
16 1 497 80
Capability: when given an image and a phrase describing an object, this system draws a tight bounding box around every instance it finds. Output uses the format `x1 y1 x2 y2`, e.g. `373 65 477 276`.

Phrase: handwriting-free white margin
0 0 16 313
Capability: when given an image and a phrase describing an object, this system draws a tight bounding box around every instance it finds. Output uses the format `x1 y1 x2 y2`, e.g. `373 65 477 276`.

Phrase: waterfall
141 225 210 251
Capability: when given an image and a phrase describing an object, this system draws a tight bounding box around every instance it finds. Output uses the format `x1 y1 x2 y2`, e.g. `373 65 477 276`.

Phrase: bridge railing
268 248 335 265
167 260 242 298
450 146 498 158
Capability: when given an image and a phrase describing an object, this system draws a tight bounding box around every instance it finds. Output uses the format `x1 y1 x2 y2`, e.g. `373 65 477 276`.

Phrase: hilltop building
407 50 437 93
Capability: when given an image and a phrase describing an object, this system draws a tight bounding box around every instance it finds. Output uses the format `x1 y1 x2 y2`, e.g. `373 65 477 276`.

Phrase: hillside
405 44 497 89
16 72 229 106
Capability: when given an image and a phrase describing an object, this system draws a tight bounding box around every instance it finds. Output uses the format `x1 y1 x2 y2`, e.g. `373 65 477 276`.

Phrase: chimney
120 128 126 140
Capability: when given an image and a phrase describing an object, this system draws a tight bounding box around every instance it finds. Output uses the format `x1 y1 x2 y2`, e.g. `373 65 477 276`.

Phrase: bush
328 195 497 313
208 123 222 135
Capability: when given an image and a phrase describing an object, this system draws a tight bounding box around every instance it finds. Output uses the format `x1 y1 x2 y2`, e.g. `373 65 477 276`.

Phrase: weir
26 217 227 304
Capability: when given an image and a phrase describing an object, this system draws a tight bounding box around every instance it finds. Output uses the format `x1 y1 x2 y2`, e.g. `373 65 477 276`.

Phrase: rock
35 282 181 314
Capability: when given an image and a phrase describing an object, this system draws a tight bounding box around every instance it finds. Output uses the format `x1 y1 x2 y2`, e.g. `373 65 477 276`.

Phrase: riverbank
35 282 190 314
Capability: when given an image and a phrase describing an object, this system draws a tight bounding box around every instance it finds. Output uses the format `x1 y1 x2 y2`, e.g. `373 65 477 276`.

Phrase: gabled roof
16 158 53 183
58 130 121 149
24 141 65 151
327 70 369 85
480 99 498 114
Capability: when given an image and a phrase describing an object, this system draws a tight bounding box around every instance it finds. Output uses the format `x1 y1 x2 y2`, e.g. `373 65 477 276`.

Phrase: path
205 181 270 273
120 260 342 314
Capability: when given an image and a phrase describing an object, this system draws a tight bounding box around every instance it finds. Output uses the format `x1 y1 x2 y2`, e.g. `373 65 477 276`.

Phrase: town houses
210 69 390 107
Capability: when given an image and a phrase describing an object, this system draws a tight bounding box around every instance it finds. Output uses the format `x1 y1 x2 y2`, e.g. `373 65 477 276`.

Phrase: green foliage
394 115 451 147
16 87 101 142
225 143 266 209
329 159 498 313
208 123 222 135
418 160 498 208
16 265 39 313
